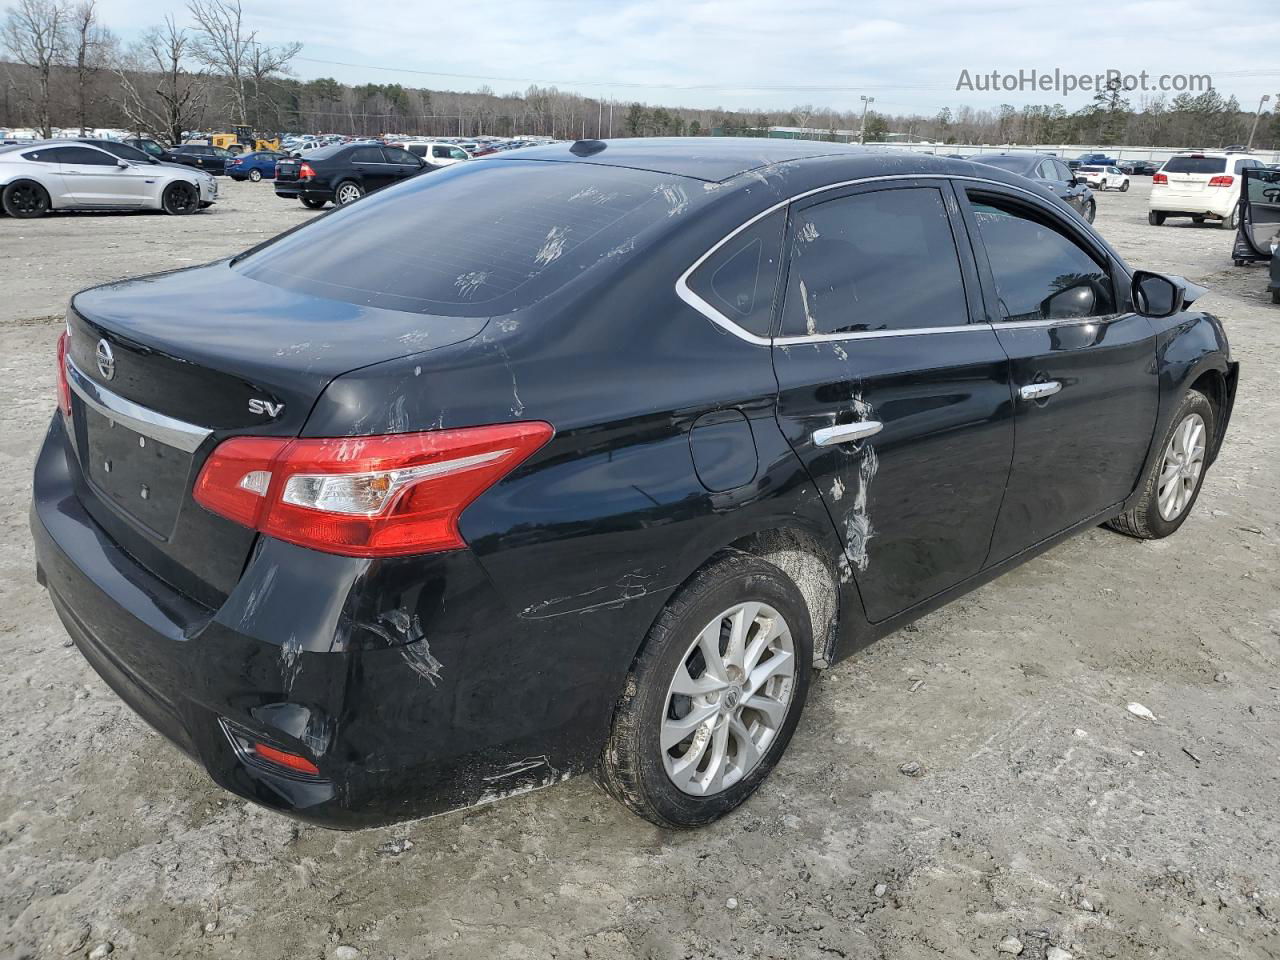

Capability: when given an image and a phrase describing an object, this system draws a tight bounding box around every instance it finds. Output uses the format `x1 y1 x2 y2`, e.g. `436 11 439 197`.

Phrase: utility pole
608 100 614 138
1246 94 1272 151
598 99 603 138
859 95 874 145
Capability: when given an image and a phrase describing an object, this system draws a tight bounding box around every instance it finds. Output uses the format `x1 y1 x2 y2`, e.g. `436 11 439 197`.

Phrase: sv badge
249 398 284 418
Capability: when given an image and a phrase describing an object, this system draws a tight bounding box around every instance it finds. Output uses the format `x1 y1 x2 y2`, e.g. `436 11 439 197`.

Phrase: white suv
1077 164 1130 192
1149 152 1269 229
400 141 470 167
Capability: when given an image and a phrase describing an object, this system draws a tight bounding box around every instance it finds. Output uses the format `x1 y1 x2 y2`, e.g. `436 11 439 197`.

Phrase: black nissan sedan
32 139 1238 829
970 152 1097 222
274 142 428 207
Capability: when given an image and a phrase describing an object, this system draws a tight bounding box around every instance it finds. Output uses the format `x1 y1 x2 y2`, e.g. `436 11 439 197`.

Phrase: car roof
511 136 871 182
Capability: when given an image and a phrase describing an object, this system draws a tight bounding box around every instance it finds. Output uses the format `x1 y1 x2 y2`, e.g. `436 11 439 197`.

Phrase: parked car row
964 153 1097 222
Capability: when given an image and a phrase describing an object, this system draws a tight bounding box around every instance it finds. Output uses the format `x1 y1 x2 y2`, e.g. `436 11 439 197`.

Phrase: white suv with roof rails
1149 152 1269 229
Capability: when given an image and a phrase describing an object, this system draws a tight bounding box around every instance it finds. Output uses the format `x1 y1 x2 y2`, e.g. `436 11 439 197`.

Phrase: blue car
225 150 286 181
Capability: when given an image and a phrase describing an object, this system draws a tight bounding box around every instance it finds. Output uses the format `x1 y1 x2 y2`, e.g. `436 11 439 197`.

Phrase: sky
94 0 1280 117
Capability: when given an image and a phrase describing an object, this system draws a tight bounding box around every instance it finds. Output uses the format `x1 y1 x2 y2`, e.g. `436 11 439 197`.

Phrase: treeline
2 0 1276 149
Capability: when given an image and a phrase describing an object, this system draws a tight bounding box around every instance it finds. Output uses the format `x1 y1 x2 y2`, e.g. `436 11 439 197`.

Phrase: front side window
1036 159 1057 180
685 209 786 338
1053 160 1073 181
968 195 1115 323
450 148 469 160
780 187 970 336
384 147 418 164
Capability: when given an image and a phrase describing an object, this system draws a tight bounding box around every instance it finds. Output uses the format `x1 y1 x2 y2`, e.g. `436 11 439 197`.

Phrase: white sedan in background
1076 164 1130 192
0 140 217 218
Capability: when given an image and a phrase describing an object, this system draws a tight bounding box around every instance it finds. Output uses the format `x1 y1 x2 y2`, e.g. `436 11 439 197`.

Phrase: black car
122 137 178 163
1068 152 1117 170
969 152 1097 222
275 143 428 207
32 139 1238 830
168 143 237 175
1119 159 1160 177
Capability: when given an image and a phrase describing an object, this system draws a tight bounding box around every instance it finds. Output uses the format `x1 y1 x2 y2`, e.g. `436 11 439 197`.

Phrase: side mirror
1069 176 1081 187
1132 270 1207 318
116 159 130 169
1040 282 1097 319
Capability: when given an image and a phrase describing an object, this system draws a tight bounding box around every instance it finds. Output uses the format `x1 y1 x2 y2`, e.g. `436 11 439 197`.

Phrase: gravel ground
1 178 1278 960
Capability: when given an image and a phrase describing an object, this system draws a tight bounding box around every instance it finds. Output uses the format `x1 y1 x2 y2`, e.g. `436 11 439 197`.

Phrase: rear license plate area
82 405 192 538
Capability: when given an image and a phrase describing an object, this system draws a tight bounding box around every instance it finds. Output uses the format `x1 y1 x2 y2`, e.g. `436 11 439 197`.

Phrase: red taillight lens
1208 175 1234 188
194 422 554 557
56 330 72 416
252 742 320 775
1152 173 1168 185
298 162 315 179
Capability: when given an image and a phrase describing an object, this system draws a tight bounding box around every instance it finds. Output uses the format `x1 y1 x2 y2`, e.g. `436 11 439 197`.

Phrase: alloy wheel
166 183 197 214
9 183 47 215
1157 412 1206 521
337 183 362 204
249 169 262 182
661 601 795 796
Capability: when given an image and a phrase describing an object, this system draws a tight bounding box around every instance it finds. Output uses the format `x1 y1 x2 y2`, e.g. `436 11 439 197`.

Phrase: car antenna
570 139 607 157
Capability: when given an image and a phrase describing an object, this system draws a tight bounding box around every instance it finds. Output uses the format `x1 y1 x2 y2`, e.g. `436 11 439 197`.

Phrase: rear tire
1220 207 1238 230
1272 289 1280 304
248 168 263 182
334 180 364 205
301 197 327 209
1106 389 1214 540
1149 211 1166 226
3 179 51 218
162 181 198 215
597 552 813 828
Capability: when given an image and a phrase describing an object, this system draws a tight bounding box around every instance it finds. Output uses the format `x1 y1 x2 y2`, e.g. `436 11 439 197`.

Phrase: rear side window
779 187 970 336
1163 156 1227 174
350 147 383 163
407 144 427 157
236 160 699 316
685 209 785 338
968 196 1115 322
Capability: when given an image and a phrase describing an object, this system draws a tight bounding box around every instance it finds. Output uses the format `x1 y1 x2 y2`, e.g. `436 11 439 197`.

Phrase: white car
1077 164 1130 192
1149 152 1271 229
0 140 216 218
400 141 470 166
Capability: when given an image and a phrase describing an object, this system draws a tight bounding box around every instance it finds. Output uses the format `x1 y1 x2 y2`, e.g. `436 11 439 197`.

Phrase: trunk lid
275 158 301 181
64 261 489 606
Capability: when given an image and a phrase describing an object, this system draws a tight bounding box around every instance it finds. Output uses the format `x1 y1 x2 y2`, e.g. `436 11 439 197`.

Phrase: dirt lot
1 177 1278 960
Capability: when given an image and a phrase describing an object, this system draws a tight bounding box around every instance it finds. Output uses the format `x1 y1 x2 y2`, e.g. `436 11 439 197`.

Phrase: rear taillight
56 329 71 416
298 162 316 179
1208 175 1234 188
1152 173 1168 185
194 422 554 557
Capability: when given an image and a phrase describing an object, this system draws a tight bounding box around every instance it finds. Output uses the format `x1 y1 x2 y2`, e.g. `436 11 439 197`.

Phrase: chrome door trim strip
676 173 1104 346
66 356 212 453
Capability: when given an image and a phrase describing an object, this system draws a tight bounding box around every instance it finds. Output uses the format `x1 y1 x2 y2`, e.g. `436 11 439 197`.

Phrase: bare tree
69 0 110 134
114 14 206 144
2 0 68 137
187 0 298 129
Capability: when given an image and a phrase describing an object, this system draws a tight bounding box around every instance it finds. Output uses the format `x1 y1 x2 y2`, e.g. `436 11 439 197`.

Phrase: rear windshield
1077 165 1102 172
1163 156 1227 174
235 159 695 316
974 155 1036 173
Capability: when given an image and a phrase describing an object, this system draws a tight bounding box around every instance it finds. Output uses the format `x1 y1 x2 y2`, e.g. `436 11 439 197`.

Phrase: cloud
96 0 1279 114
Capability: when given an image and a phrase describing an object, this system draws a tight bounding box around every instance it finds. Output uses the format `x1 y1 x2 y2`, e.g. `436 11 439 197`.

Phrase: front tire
597 552 812 828
1120 180 1130 192
1107 389 1214 540
248 168 263 182
3 179 51 218
162 181 199 215
334 180 364 205
1083 199 1096 223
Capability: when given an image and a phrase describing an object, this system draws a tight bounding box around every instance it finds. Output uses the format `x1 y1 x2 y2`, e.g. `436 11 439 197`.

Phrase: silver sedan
0 140 217 218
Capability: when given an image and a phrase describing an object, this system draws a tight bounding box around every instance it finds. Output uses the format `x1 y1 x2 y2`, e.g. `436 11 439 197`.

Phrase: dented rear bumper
30 414 608 828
